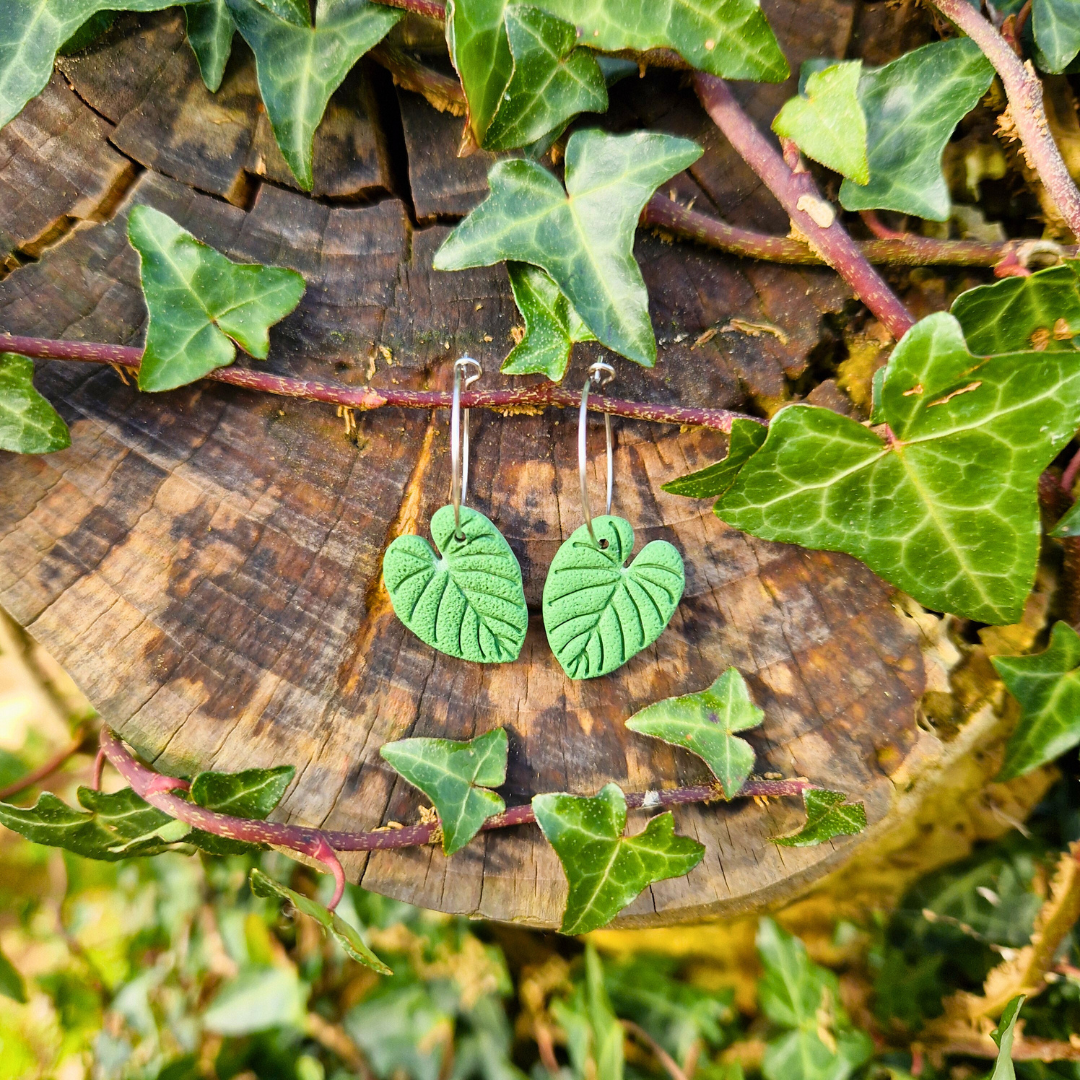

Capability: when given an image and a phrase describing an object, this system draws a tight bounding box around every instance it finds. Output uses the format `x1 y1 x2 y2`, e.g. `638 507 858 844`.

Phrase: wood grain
0 0 935 928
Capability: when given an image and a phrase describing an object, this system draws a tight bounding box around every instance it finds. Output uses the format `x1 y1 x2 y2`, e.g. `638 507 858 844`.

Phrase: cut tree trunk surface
0 1 934 928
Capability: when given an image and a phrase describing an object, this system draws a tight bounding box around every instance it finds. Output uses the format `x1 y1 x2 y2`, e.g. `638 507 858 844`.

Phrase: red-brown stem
92 749 105 791
932 0 1080 238
641 196 1033 267
0 727 88 801
693 74 916 340
623 1020 690 1080
859 210 908 241
0 334 759 434
1061 446 1080 494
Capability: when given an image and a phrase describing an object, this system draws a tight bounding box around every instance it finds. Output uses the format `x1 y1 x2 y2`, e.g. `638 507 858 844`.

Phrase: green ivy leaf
839 38 994 221
990 995 1025 1080
379 729 507 855
185 0 236 93
433 129 702 367
226 0 402 189
383 505 529 664
0 944 27 1004
626 668 763 799
503 263 595 381
482 5 607 153
250 869 392 974
127 205 306 392
186 764 296 855
447 0 787 147
551 946 625 1080
715 312 1080 624
0 0 183 130
951 261 1080 356
542 516 685 680
1051 500 1080 537
661 418 767 500
773 61 868 184
0 353 71 454
256 0 313 24
770 789 866 848
757 918 873 1080
993 621 1080 780
532 782 704 935
1034 0 1080 73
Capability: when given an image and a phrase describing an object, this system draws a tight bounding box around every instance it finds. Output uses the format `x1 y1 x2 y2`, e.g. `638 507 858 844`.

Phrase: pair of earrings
382 359 686 680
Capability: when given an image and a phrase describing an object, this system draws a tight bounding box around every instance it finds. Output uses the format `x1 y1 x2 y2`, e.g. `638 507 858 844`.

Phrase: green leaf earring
383 359 529 663
543 362 685 679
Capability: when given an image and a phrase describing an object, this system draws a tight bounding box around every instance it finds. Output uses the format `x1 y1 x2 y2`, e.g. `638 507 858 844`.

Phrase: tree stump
0 1 954 928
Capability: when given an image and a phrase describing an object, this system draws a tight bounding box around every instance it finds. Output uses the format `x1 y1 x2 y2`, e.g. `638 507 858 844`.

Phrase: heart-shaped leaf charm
542 515 684 679
383 505 528 663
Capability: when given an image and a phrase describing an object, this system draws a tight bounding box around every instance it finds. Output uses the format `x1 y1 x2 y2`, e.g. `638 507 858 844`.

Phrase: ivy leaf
482 5 607 153
433 129 702 367
993 621 1080 780
0 0 182 130
447 0 787 147
503 263 595 381
379 729 507 855
542 516 685 680
187 764 296 855
1051 501 1080 537
661 418 767 500
1033 0 1080 73
951 261 1080 356
0 353 71 454
773 61 868 184
839 38 994 221
770 789 866 848
383 505 529 664
757 918 873 1080
715 312 1080 624
0 944 26 1004
551 946 625 1080
226 0 402 189
532 782 704 935
185 0 237 93
625 668 763 799
990 995 1025 1080
255 0 313 24
127 205 306 393
250 869 391 974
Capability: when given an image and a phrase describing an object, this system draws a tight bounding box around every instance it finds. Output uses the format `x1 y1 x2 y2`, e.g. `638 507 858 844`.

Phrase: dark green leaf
993 621 1080 780
483 5 607 153
128 204 306 392
1033 0 1080 73
532 782 704 935
661 418 767 500
771 789 866 848
433 129 702 366
1051 499 1080 537
952 261 1080 355
226 0 402 189
773 61 868 184
990 995 1025 1080
250 868 391 973
626 667 763 798
202 963 308 1033
502 262 595 381
542 515 684 680
551 945 624 1080
715 312 1080 623
0 353 71 454
185 0 236 92
839 39 994 220
758 918 873 1080
256 0 312 25
0 0 178 130
0 943 27 1004
383 505 529 664
190 764 294 819
59 11 118 55
447 0 787 147
379 728 507 855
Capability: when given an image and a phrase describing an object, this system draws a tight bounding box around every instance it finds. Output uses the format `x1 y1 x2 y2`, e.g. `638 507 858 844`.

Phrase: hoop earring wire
578 361 615 548
450 357 482 540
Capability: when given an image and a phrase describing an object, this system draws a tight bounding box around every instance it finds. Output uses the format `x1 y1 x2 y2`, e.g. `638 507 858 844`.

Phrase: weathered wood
0 1 943 928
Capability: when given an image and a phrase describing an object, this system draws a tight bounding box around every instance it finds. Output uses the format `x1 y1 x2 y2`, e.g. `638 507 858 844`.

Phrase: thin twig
693 75 916 340
932 0 1080 238
0 334 760 434
0 727 89 801
622 1020 690 1080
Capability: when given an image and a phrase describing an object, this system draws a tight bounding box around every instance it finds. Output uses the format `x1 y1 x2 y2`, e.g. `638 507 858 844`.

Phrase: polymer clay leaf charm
542 515 684 680
383 504 528 663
